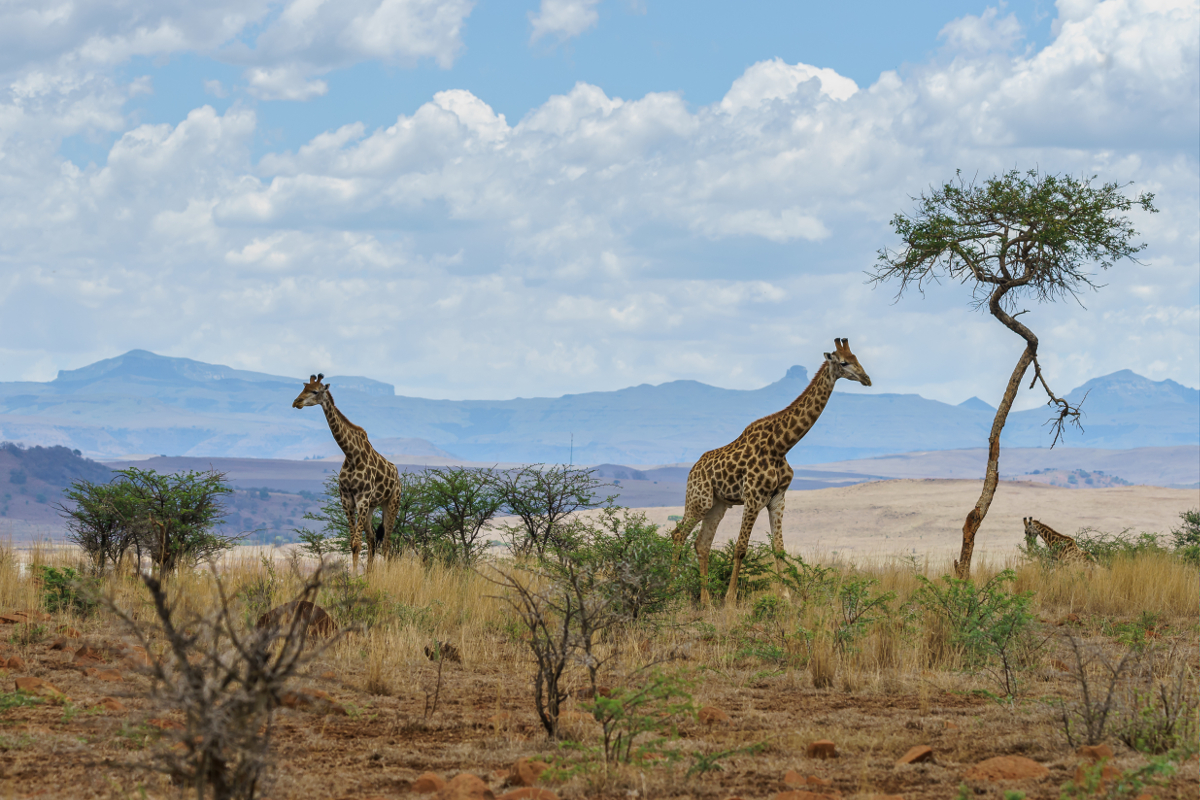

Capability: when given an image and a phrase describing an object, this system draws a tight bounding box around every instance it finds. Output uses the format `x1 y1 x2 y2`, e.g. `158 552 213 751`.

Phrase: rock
963 755 1049 781
93 669 124 682
783 770 805 786
15 676 66 700
1059 613 1082 626
413 773 447 793
4 655 25 671
48 637 70 651
74 645 105 666
1076 744 1114 762
1074 762 1121 791
256 600 336 638
147 717 184 731
319 671 337 681
1052 658 1072 672
122 647 151 668
97 697 126 713
774 792 839 800
434 773 494 800
0 613 28 624
498 790 559 800
698 705 732 725
57 626 81 638
806 740 838 759
896 745 934 765
944 720 959 730
505 757 549 787
488 711 513 730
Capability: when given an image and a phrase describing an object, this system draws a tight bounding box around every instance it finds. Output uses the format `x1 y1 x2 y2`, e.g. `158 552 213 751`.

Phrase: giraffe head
292 374 329 409
823 338 872 386
1023 516 1038 546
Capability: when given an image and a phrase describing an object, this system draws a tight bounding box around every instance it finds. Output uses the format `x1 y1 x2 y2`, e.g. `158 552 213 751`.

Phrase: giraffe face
823 338 872 387
292 374 329 409
1023 517 1040 546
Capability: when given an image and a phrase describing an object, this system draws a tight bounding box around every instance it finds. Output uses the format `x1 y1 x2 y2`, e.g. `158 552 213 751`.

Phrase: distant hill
0 350 1195 464
1 442 113 531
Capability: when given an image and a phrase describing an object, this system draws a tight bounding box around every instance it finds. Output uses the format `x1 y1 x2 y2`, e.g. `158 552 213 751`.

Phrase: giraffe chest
339 457 399 500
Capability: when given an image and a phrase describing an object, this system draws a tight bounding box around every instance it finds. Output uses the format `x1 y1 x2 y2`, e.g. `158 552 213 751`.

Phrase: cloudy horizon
1 0 1196 411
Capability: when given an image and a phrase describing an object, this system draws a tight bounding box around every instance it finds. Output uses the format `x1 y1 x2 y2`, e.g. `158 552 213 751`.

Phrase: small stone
147 717 184 731
806 740 838 759
1051 658 1072 672
57 626 81 638
963 755 1049 781
434 773 494 800
4 655 25 671
94 669 124 682
498 790 559 800
804 776 833 787
783 769 805 786
48 637 70 651
896 745 933 765
0 613 28 625
488 711 513 730
506 757 549 787
1059 613 1081 626
97 697 126 713
944 720 959 730
1076 744 1114 762
122 647 151 668
774 792 839 800
698 705 732 725
319 670 337 680
413 772 447 793
74 645 105 666
14 676 65 700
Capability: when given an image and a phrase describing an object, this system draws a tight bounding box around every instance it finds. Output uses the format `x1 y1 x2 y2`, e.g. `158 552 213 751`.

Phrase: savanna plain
0 480 1197 800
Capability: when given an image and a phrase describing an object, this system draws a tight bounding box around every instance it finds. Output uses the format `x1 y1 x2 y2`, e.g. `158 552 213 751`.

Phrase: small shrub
36 566 98 616
583 668 695 763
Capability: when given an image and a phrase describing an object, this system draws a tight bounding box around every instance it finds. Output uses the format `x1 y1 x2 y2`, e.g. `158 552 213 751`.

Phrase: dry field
0 483 1197 800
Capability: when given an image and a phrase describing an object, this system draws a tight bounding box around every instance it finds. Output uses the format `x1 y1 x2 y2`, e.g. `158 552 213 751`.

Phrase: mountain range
0 350 1195 464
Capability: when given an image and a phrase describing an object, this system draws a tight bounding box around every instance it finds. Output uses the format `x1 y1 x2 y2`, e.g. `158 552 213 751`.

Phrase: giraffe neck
319 392 367 461
771 361 837 455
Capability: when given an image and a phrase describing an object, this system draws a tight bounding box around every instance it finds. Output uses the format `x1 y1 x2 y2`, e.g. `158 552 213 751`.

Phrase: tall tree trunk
954 344 1036 578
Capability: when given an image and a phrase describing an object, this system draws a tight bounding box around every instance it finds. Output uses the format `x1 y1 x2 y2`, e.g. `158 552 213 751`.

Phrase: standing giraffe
669 339 872 606
293 374 401 573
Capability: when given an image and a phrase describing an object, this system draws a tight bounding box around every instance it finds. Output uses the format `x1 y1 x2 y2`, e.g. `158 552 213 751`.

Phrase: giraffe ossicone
668 338 873 607
293 374 401 574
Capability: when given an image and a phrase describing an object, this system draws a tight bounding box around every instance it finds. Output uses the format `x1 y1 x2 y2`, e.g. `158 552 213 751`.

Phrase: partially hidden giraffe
1023 517 1089 563
293 374 401 573
668 339 872 606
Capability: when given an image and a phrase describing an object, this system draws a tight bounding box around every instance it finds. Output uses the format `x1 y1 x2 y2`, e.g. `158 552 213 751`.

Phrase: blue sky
0 0 1196 410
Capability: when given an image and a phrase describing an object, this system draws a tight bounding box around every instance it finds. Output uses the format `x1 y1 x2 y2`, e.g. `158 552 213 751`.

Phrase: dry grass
0 544 1196 799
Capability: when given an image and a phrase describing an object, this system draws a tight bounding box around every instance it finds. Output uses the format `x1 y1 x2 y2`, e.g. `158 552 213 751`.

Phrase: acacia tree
871 169 1155 578
57 480 139 573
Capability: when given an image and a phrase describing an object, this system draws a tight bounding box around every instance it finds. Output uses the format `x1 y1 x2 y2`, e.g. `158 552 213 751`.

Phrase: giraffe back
1024 517 1088 563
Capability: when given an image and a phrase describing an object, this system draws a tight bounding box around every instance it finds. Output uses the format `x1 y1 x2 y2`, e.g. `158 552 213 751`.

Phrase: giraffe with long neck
1024 517 1089 563
293 374 401 573
669 339 872 606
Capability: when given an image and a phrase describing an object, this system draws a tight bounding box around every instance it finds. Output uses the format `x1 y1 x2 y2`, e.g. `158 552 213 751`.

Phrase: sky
0 0 1196 411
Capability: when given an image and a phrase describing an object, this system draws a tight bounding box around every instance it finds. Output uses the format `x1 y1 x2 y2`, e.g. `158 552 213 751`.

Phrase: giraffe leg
693 500 729 607
725 501 764 607
766 491 791 601
355 498 375 572
381 488 400 562
340 491 360 574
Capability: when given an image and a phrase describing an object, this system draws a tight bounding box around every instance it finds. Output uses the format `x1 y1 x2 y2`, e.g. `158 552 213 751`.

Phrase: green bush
582 668 695 763
676 539 775 604
36 566 98 616
913 570 1036 698
573 508 677 620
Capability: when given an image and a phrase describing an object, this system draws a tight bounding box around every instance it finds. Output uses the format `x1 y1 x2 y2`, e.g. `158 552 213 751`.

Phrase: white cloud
0 0 1195 403
529 0 602 44
245 66 328 101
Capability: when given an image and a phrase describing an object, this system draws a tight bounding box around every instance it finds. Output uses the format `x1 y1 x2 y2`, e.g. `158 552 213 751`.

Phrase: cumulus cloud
529 0 602 43
0 0 1196 404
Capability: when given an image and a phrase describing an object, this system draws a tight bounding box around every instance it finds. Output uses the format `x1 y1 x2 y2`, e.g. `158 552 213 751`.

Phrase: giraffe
669 339 872 606
293 374 401 574
1023 517 1089 563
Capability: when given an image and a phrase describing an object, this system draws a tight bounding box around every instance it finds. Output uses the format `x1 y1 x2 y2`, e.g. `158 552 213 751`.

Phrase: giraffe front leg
355 499 376 572
766 492 791 601
694 501 727 608
725 507 761 607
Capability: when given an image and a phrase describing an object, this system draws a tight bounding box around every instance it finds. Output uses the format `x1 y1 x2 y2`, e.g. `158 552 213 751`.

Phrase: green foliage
36 565 98 616
496 464 614 557
0 691 45 713
1059 754 1176 799
914 570 1037 698
833 574 896 655
573 507 677 620
686 740 769 777
751 594 782 621
1170 508 1200 565
318 568 386 629
776 552 839 605
1073 528 1170 565
582 668 695 764
238 555 281 624
7 623 47 646
57 479 140 572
